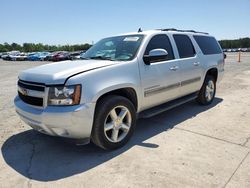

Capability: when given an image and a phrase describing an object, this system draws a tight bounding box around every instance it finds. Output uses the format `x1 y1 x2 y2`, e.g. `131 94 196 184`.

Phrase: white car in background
1 51 27 61
1 51 20 60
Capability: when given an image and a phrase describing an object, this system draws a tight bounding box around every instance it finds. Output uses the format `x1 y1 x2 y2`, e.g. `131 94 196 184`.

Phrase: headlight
48 85 81 106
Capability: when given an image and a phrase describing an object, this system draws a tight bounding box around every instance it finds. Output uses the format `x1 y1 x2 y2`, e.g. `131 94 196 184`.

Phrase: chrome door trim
181 77 201 86
144 76 201 97
144 83 180 97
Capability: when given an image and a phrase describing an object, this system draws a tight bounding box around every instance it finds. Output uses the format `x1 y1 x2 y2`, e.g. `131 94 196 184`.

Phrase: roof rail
160 28 178 31
159 28 209 35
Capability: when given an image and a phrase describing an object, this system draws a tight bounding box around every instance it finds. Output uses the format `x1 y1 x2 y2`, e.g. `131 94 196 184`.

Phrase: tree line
0 37 250 52
219 37 250 49
0 43 92 52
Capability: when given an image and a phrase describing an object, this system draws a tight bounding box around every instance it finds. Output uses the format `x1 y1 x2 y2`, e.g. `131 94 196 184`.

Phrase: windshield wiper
89 56 114 61
80 57 90 60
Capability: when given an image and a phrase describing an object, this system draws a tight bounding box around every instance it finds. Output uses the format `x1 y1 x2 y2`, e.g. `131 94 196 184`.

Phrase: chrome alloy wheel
205 80 215 101
104 106 132 143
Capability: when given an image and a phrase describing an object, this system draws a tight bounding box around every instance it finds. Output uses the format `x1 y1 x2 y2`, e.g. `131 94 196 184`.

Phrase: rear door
173 34 203 95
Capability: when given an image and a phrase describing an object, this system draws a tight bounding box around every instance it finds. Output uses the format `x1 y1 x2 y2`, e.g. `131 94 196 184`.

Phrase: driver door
139 34 181 110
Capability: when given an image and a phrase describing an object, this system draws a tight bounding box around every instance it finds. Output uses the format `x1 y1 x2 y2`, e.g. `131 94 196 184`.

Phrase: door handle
193 62 200 66
170 66 179 71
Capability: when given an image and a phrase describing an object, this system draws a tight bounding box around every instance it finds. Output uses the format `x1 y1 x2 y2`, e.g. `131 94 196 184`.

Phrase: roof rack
159 28 209 35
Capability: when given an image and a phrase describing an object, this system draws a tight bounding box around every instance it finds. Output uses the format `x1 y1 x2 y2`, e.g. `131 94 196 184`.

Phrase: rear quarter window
194 36 222 55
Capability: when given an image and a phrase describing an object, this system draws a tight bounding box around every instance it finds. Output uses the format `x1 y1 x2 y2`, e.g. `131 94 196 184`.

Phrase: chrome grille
17 80 45 107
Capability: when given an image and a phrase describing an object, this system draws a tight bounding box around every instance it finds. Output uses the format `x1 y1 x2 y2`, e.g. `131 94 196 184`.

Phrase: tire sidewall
92 96 136 150
201 76 216 105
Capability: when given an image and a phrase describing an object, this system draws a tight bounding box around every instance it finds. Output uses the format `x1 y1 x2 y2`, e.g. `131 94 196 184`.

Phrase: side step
139 92 198 118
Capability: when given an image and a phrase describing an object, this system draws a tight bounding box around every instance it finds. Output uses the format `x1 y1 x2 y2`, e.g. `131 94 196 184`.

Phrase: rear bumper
14 96 96 139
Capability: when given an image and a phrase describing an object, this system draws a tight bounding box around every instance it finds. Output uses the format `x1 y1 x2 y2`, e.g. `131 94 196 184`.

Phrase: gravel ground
0 53 250 188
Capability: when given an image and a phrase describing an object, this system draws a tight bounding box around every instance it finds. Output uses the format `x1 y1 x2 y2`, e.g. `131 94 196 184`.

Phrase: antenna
138 28 142 33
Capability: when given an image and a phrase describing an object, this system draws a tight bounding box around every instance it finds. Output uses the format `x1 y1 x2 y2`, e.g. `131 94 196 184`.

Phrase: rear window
194 36 222 55
173 35 196 58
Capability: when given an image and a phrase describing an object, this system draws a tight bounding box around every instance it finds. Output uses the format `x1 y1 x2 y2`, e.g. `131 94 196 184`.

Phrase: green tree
0 42 92 52
219 38 250 49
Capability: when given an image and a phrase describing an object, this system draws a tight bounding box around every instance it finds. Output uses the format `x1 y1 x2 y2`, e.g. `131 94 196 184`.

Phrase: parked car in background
69 51 81 60
27 52 40 61
44 51 57 61
48 51 70 62
13 52 28 61
223 48 249 53
45 51 70 61
240 48 248 52
0 52 9 59
27 52 51 61
1 51 21 61
39 52 51 61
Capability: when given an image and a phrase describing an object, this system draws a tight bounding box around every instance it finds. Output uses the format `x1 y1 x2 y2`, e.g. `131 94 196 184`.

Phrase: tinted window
194 35 222 55
145 34 174 60
173 35 196 58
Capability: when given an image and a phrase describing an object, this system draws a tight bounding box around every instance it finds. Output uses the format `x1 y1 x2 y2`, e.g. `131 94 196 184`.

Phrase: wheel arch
205 67 218 82
95 87 138 112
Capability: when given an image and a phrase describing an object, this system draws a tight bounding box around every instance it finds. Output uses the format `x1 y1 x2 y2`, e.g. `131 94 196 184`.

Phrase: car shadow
1 98 223 181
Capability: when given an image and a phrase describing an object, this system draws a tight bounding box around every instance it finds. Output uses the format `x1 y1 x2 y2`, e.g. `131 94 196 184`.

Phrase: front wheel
91 95 136 150
196 75 216 105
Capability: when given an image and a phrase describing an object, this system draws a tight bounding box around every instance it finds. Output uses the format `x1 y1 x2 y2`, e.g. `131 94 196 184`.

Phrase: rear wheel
91 95 136 150
196 75 216 105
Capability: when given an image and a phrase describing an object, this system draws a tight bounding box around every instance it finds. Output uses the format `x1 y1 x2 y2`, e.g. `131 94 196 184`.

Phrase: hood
19 60 116 84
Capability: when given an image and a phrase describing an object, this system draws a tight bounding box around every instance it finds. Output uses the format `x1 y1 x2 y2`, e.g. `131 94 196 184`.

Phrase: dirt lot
0 53 250 188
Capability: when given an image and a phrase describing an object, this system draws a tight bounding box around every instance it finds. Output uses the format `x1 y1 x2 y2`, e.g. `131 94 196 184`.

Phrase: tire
91 95 136 150
196 75 216 105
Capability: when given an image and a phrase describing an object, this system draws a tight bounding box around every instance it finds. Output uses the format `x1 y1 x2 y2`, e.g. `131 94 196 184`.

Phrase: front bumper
14 96 96 139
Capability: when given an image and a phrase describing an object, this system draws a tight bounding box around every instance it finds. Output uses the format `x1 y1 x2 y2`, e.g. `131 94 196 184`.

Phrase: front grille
18 80 45 91
18 80 45 107
18 91 43 106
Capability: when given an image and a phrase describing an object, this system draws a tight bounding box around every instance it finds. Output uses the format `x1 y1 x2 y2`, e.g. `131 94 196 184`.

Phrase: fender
92 83 139 102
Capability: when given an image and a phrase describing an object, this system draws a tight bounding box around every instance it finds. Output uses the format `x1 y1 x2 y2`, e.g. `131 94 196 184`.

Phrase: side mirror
224 53 227 59
143 49 168 65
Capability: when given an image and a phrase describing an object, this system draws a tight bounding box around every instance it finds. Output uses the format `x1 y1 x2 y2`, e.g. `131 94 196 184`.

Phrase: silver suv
14 29 225 150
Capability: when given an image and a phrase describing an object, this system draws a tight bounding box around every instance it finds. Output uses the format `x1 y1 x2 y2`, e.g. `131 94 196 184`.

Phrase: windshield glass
82 35 144 61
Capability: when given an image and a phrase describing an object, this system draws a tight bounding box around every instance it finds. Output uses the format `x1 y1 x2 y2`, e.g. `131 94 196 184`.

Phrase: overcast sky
1 0 250 45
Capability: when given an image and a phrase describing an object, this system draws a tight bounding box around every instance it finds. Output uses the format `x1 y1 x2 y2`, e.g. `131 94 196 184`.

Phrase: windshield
82 35 144 61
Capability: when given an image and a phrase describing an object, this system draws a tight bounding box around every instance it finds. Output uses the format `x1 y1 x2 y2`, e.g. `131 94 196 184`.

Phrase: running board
139 92 198 118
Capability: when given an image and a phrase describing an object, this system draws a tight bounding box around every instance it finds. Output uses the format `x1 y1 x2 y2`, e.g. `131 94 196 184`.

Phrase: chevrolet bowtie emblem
20 88 28 96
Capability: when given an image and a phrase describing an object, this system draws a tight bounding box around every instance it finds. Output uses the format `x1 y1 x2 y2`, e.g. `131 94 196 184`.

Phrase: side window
193 35 222 55
145 34 174 61
173 34 196 58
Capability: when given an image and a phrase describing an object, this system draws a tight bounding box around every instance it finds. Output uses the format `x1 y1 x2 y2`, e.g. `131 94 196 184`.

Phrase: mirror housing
143 49 168 65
